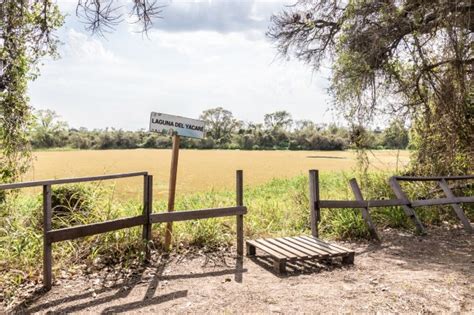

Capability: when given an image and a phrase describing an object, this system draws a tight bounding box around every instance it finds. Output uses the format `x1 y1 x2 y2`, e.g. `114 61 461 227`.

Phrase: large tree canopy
268 0 473 175
0 0 163 181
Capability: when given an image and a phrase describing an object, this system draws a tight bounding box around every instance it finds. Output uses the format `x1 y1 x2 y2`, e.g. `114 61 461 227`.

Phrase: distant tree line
30 108 409 151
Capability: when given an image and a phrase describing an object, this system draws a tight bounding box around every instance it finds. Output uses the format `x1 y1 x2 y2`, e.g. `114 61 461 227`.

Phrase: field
3 149 473 312
26 149 410 198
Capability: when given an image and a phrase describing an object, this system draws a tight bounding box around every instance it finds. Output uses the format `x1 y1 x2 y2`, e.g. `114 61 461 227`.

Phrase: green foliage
381 120 409 150
199 107 239 145
49 184 100 229
30 109 69 148
0 1 64 182
28 108 409 151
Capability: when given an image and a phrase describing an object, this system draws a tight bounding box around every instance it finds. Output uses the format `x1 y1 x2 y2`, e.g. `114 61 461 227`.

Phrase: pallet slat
295 236 344 255
254 239 297 259
264 238 310 258
279 237 329 257
304 236 352 254
246 240 286 260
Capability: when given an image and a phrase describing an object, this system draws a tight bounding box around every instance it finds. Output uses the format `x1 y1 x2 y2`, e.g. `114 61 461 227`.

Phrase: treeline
30 108 409 151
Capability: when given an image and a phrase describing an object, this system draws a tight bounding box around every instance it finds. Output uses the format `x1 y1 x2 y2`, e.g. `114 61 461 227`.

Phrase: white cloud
64 29 123 64
28 1 334 130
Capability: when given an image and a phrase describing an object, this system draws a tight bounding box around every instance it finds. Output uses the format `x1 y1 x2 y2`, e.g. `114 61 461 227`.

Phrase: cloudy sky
28 0 336 130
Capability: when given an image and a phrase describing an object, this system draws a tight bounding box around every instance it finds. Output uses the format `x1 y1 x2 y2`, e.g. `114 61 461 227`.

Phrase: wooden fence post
309 170 320 238
438 179 473 233
236 170 244 256
349 179 380 241
142 175 153 260
389 177 426 235
43 184 52 290
165 134 180 251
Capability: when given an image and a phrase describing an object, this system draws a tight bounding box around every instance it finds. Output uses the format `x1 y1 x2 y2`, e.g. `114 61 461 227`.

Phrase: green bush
50 184 97 229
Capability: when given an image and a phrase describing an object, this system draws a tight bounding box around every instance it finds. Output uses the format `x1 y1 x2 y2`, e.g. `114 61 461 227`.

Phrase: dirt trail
12 227 474 313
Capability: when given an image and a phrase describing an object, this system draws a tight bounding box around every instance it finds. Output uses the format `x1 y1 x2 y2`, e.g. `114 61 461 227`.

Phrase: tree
268 0 473 175
200 107 240 145
264 111 293 131
382 120 409 150
0 0 163 182
31 109 68 148
0 1 63 182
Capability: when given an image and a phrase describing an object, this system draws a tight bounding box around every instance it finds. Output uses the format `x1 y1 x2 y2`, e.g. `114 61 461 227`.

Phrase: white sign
149 112 206 139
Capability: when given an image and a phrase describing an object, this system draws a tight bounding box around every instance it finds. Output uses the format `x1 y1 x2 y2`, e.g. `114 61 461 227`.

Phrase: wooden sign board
149 112 205 139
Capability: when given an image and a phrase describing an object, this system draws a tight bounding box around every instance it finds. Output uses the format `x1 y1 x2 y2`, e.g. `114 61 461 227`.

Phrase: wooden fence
309 170 474 240
0 170 246 290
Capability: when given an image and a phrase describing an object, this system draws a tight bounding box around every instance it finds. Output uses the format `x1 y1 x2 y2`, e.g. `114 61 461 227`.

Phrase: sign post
149 112 206 251
165 134 180 250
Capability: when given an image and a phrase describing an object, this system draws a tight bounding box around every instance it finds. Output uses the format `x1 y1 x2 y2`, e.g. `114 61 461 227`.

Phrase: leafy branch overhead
268 0 473 175
0 0 164 182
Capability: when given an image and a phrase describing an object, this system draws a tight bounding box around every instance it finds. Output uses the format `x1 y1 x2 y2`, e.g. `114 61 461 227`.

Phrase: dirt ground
10 227 474 314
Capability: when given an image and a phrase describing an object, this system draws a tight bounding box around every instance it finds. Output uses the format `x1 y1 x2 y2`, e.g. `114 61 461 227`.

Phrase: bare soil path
11 227 474 313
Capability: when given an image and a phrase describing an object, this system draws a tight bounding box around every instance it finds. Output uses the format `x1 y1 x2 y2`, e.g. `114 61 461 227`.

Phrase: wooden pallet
246 236 355 274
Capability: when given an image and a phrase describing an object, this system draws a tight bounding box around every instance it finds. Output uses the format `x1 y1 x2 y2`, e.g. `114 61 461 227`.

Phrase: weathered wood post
236 170 244 256
389 177 426 235
309 170 320 237
349 178 380 241
165 134 180 251
142 174 153 260
43 184 52 290
438 179 473 233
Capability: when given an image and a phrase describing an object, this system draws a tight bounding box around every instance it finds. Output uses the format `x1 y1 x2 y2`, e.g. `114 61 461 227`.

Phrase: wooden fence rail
311 170 474 239
0 170 246 290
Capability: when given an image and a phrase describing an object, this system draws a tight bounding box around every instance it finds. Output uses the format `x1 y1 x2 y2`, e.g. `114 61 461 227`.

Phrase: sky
28 0 337 130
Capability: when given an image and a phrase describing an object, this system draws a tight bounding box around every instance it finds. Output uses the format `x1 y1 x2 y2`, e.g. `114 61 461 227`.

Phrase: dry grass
25 149 410 198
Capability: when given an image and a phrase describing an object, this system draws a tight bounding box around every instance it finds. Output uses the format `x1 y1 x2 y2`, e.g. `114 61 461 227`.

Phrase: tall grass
1 171 472 303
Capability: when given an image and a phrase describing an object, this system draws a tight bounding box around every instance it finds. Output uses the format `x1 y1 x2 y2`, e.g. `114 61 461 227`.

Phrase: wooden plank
47 215 145 243
299 236 348 255
319 200 367 209
394 175 474 181
342 252 355 265
411 196 474 207
254 239 297 258
150 206 247 223
293 236 340 255
0 171 148 190
389 177 426 235
349 179 379 241
438 179 473 233
320 199 411 208
367 199 409 207
307 236 354 253
321 196 474 209
236 170 244 256
273 260 286 274
264 238 310 258
277 237 329 257
282 237 332 257
246 240 287 260
164 134 181 251
246 242 256 256
309 170 320 237
43 185 52 290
